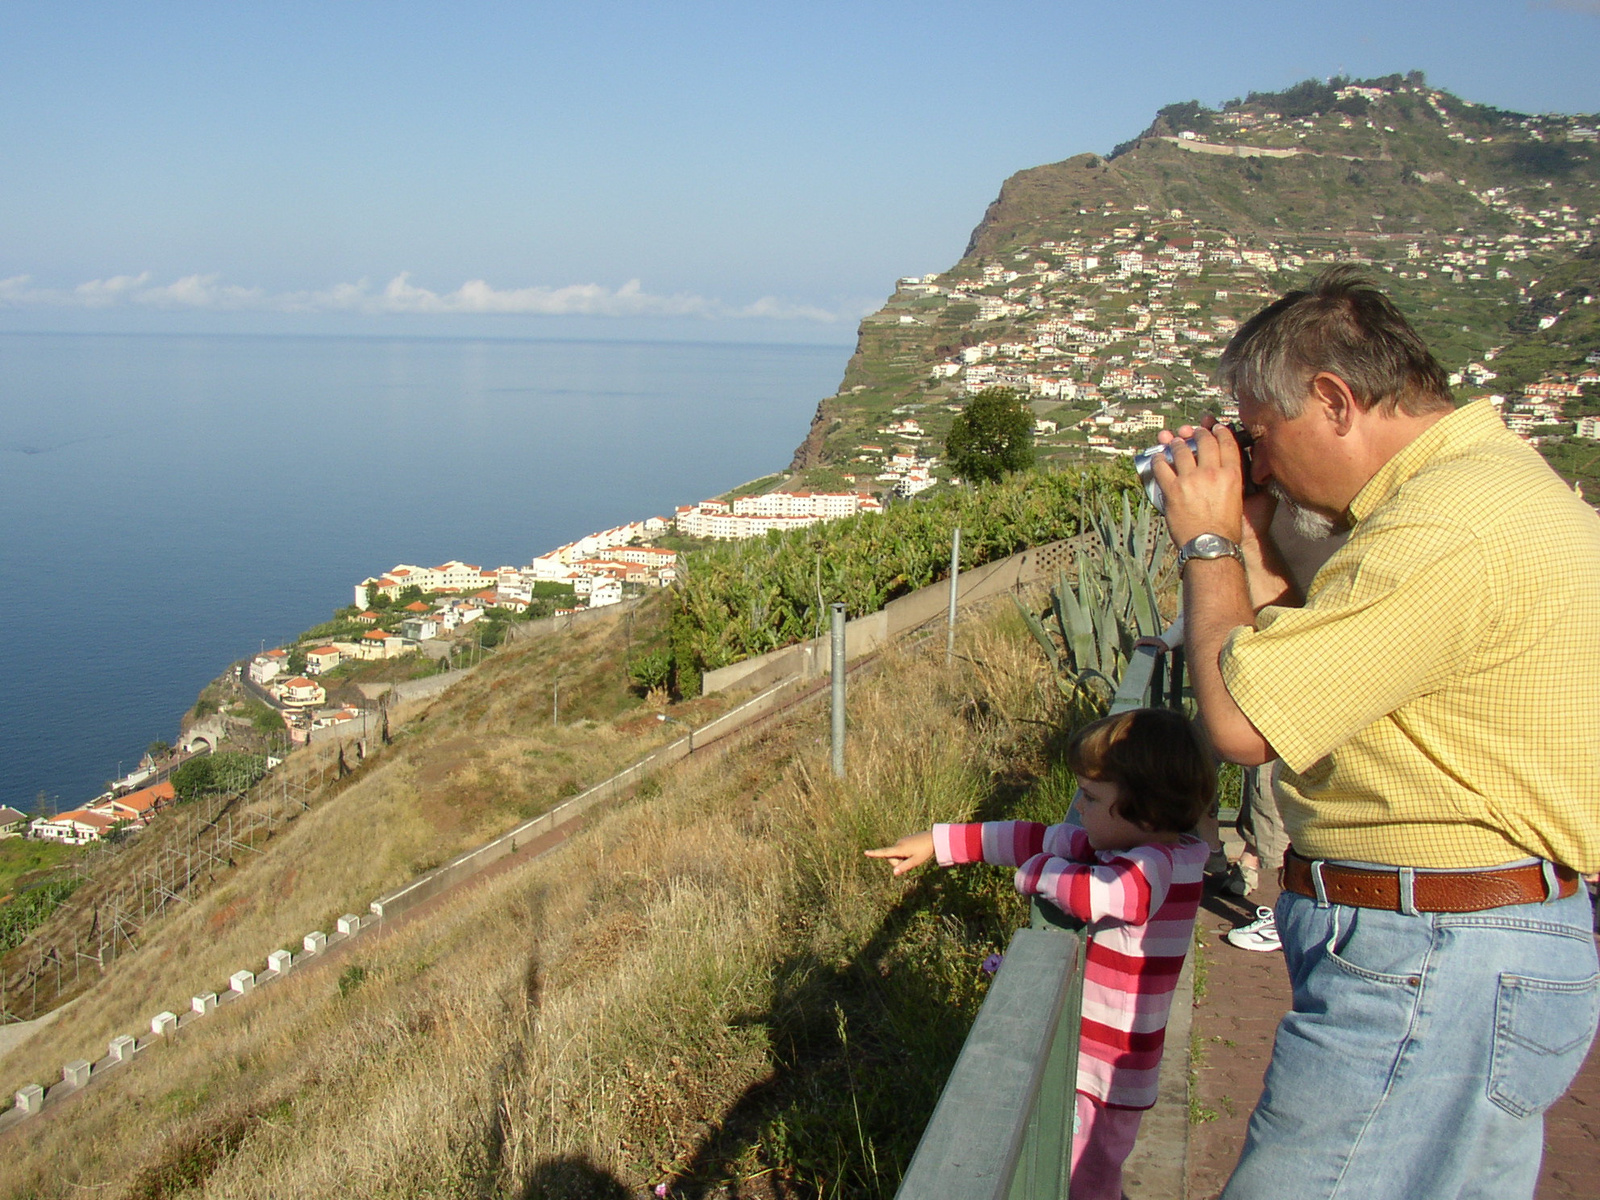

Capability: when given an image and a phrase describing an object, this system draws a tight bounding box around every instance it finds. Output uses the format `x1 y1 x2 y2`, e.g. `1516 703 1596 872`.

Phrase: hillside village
799 76 1600 492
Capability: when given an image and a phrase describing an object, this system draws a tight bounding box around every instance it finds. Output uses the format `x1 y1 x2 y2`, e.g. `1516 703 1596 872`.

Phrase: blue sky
1 1 1596 344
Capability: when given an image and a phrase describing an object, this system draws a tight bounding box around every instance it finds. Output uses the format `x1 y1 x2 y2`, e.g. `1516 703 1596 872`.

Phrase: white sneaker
1225 906 1281 952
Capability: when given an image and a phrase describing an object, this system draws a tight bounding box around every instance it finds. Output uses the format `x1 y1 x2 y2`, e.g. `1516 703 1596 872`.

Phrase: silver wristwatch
1177 532 1244 572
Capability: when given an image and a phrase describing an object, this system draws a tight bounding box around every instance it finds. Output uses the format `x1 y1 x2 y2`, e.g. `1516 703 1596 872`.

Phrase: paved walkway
1185 877 1600 1199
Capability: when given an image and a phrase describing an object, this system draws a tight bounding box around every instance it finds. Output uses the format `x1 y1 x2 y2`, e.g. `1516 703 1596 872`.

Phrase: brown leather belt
1281 850 1579 913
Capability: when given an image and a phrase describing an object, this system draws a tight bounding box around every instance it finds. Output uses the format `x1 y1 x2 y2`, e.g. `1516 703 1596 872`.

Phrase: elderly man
1151 267 1600 1200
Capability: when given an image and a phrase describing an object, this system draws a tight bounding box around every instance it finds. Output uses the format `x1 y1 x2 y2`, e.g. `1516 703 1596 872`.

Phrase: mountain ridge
793 74 1600 487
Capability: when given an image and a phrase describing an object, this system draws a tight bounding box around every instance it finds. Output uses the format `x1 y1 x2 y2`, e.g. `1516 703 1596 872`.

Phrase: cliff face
788 399 834 471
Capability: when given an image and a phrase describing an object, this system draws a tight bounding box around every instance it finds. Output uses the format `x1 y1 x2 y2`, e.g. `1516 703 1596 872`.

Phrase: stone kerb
2 909 384 1126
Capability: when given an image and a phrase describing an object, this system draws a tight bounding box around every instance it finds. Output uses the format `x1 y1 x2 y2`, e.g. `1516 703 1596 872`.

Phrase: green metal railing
894 640 1182 1200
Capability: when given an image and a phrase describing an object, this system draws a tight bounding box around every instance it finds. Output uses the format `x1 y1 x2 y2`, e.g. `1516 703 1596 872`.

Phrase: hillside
793 73 1600 488
0 592 1073 1199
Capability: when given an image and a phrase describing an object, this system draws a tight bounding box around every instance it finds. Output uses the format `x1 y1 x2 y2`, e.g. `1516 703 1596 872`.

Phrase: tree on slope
945 387 1035 484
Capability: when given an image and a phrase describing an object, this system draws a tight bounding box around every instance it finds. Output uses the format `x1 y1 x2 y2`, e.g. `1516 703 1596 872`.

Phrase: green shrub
0 877 82 952
171 752 268 802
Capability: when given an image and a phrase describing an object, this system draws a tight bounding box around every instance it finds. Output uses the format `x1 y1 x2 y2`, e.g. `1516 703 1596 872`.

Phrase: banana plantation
671 465 1140 689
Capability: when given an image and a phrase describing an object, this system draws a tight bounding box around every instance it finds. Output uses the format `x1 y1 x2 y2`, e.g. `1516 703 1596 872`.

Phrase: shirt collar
1347 400 1499 526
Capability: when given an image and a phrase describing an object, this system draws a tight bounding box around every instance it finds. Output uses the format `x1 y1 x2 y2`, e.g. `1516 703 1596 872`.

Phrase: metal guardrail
894 638 1183 1200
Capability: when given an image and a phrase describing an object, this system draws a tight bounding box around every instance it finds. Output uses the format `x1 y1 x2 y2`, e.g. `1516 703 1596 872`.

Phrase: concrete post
62 1060 91 1088
337 914 361 935
191 994 217 1016
109 1035 137 1062
151 1012 178 1036
303 931 327 955
830 602 846 778
229 970 255 996
266 950 292 976
946 525 961 665
15 1084 43 1114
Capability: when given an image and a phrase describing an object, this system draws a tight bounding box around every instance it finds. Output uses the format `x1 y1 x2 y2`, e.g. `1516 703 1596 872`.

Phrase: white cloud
132 274 268 310
75 272 152 307
0 269 861 323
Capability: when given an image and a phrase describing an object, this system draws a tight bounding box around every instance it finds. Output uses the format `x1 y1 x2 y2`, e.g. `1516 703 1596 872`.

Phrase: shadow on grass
666 856 1026 1199
517 1155 633 1200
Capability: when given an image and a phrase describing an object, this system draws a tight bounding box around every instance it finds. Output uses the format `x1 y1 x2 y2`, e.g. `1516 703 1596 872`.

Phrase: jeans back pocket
1488 970 1600 1118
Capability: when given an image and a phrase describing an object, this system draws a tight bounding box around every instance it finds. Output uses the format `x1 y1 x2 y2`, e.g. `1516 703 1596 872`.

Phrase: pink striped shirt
933 821 1208 1109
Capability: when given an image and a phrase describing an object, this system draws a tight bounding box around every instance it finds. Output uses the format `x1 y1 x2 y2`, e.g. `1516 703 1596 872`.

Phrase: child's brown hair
1066 708 1216 834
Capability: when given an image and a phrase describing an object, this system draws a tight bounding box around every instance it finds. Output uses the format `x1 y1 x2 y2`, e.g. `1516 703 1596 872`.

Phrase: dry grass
0 598 1078 1199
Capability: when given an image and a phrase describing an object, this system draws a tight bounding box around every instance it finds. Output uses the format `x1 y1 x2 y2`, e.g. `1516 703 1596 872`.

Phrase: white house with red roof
32 809 118 843
90 780 175 826
248 648 289 686
277 677 327 709
305 645 342 674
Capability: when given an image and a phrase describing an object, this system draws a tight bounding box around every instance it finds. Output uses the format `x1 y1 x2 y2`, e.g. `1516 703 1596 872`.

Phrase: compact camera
1132 426 1256 515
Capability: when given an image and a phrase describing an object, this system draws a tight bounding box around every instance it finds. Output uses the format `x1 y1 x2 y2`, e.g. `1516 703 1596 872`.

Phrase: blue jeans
1220 883 1599 1200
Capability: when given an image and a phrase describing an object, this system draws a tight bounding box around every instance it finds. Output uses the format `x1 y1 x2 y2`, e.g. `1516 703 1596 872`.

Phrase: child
866 707 1214 1200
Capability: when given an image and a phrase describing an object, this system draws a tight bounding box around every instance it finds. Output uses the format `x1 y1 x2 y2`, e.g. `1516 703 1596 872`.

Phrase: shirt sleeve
1014 844 1174 927
934 821 1051 867
1220 509 1489 774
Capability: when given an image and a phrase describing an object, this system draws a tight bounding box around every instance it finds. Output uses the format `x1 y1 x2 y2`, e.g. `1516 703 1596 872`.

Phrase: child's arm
866 821 1088 876
1014 845 1174 927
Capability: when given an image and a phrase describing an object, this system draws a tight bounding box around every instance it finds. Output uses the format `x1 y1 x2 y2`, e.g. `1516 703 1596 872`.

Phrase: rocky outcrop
788 399 835 471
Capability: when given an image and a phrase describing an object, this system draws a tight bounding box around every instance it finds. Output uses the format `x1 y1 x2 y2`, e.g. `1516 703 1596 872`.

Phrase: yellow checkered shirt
1221 400 1600 871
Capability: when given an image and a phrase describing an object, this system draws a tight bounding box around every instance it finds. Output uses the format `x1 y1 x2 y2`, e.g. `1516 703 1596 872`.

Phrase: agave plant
1012 495 1172 711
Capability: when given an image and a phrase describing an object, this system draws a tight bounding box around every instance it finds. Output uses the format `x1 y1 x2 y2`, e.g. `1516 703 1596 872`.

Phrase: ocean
0 331 844 814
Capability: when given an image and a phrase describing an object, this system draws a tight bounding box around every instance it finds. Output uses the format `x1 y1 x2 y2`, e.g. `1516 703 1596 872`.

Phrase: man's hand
1151 421 1246 546
1152 419 1278 766
865 831 935 876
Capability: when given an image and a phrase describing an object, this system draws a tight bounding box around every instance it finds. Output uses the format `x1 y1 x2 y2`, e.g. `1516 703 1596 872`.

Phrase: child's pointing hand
865 831 935 876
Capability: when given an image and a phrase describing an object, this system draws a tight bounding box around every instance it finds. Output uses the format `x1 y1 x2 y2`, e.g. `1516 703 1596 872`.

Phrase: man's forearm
1183 559 1275 766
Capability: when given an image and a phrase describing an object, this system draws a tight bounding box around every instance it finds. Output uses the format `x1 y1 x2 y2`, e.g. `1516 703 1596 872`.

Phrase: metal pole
946 525 962 665
830 603 846 778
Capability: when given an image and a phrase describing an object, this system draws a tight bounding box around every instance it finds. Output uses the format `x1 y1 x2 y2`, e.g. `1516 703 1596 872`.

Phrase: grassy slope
0 593 738 1058
0 599 1077 1200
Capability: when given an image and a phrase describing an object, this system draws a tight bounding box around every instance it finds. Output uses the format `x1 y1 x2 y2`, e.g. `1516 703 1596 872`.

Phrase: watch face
1193 533 1229 556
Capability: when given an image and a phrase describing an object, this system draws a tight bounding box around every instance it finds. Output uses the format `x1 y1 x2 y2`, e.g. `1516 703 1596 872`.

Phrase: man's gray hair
1218 266 1455 419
